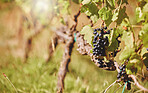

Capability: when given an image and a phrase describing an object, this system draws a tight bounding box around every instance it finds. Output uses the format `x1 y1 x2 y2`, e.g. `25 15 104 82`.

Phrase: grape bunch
92 26 114 68
117 64 132 90
92 26 111 57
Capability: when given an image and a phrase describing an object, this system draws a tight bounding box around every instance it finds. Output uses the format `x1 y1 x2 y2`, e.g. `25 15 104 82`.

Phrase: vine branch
57 8 81 93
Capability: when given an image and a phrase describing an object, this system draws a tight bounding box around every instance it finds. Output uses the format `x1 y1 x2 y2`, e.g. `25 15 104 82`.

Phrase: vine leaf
98 7 112 26
90 14 99 23
81 2 99 23
143 3 148 12
126 63 137 75
112 12 118 22
119 46 134 60
117 0 128 5
80 25 94 45
122 31 134 48
143 53 148 67
129 53 141 64
116 6 128 25
108 28 119 51
72 0 81 4
136 7 145 22
139 23 148 47
82 0 91 5
106 0 115 8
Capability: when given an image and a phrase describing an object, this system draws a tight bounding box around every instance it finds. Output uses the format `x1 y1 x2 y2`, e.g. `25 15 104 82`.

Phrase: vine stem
129 75 148 92
57 7 81 93
103 81 117 93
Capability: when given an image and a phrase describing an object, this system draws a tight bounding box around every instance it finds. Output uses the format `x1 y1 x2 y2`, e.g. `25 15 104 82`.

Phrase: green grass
0 46 147 93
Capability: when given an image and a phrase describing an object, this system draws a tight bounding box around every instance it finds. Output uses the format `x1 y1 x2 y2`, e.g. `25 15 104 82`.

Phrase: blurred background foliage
0 0 147 93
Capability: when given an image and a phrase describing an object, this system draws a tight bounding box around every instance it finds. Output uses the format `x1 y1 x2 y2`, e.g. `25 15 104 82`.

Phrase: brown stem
57 8 81 93
129 75 148 92
57 37 74 93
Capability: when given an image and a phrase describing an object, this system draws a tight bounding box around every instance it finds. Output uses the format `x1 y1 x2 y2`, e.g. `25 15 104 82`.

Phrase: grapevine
1 0 148 93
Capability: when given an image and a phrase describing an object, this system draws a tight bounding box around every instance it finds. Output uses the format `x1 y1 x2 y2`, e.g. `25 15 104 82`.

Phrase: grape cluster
92 26 115 68
92 26 111 57
117 64 132 90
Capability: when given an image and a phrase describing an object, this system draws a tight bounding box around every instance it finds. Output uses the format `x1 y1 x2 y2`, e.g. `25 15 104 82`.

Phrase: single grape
96 28 100 31
117 74 121 79
93 41 96 43
119 66 123 70
99 34 103 38
107 30 110 34
94 29 97 31
93 31 97 34
104 26 107 29
127 82 131 90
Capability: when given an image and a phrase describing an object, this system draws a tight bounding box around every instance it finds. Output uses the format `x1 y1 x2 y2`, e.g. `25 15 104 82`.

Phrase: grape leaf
143 53 148 67
108 28 119 51
106 0 115 8
122 31 134 48
136 7 145 22
143 3 148 12
117 6 128 25
81 2 99 16
80 25 94 45
82 0 91 5
119 46 135 60
81 2 99 23
112 12 118 22
98 7 113 26
117 0 128 5
90 14 99 23
126 68 133 74
139 23 148 47
126 63 137 75
141 47 147 56
72 0 82 4
129 53 141 64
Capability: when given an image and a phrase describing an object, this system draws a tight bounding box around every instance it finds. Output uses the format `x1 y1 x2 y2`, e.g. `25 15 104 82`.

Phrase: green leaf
98 7 112 26
112 12 118 22
122 31 134 48
129 53 141 64
143 53 148 67
90 14 99 23
106 0 115 8
139 23 148 47
126 64 137 75
136 7 145 22
117 0 128 5
141 47 147 56
72 0 82 4
119 46 135 60
81 2 99 16
81 2 99 23
98 7 108 20
82 0 91 5
143 3 148 12
80 25 94 45
108 28 119 51
126 68 133 74
116 6 128 25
